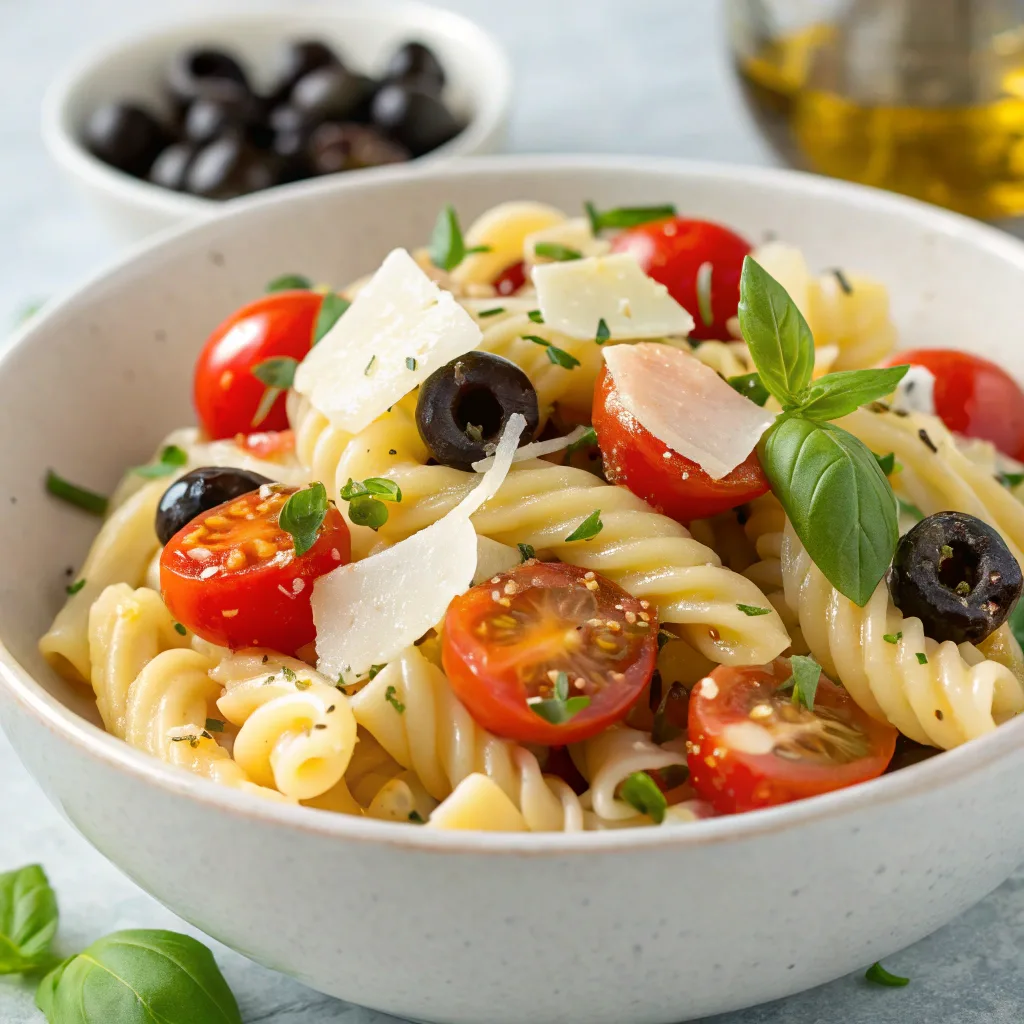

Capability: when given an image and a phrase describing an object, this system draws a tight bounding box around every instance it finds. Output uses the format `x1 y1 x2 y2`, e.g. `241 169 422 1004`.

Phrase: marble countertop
1 1 1021 1021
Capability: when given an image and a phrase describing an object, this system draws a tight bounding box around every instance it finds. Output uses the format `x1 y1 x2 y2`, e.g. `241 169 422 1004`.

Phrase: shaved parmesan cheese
534 254 694 341
890 364 936 417
471 424 590 472
603 343 775 480
473 537 522 584
312 414 526 677
293 248 481 434
524 218 611 264
426 774 527 831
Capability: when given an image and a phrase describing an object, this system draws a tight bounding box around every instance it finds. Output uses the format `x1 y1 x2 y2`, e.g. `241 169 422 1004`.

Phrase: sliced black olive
83 102 169 177
167 47 250 111
415 352 539 469
384 41 445 95
148 142 197 190
269 40 342 103
370 84 461 156
307 122 410 174
888 511 1023 645
290 66 377 125
185 135 279 199
156 467 272 545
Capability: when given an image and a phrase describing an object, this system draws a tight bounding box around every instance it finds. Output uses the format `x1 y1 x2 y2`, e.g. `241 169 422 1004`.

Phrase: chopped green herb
874 451 896 476
465 423 484 443
278 481 328 556
955 580 971 596
45 470 109 516
865 962 909 987
204 718 224 733
831 268 853 295
133 444 189 479
565 509 603 542
777 654 822 710
385 685 405 714
405 356 417 371
340 474 403 532
565 426 598 458
595 317 611 344
251 356 300 427
408 810 426 823
173 622 187 636
651 681 683 744
312 292 350 344
266 273 312 293
584 202 676 233
367 664 385 681
527 309 544 323
522 335 581 369
66 578 86 596
281 666 297 682
915 652 928 665
533 242 583 262
364 355 376 375
883 631 902 644
737 603 771 617
517 543 535 562
726 372 770 407
695 261 714 327
531 671 591 725
428 204 472 271
477 307 505 318
898 498 925 523
619 771 667 823
998 471 1024 489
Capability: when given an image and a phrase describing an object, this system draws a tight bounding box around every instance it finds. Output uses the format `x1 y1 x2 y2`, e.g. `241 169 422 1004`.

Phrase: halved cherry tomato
235 429 296 460
611 218 751 340
492 260 527 296
882 348 1024 461
194 290 324 440
592 364 769 521
160 485 350 655
687 660 897 814
442 561 658 744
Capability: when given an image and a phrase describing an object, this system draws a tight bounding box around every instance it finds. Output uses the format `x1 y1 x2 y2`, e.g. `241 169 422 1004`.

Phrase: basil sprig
37 930 242 1024
279 482 328 556
340 476 402 531
738 257 908 606
428 204 490 272
0 864 58 975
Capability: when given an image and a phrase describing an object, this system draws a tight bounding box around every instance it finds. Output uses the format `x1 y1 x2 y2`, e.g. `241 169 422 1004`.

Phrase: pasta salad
39 200 1024 831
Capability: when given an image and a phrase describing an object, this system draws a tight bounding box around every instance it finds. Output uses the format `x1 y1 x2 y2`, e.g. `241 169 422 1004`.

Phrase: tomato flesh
235 429 296 460
492 260 527 296
687 660 897 814
160 485 350 655
194 291 323 440
592 364 769 521
611 218 751 340
882 348 1024 461
442 561 658 744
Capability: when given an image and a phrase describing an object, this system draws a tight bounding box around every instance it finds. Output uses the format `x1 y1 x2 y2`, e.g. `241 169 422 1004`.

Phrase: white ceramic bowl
3 156 1024 1024
41 2 512 243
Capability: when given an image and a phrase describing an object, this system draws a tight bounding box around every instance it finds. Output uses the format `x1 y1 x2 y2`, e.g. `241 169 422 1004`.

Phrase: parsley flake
477 307 505 318
405 356 417 371
595 317 611 344
522 335 580 369
204 718 224 733
883 631 902 644
565 509 603 542
66 578 86 596
527 309 544 324
831 268 854 295
173 622 187 636
916 652 928 665
737 603 771 617
385 685 406 714
364 355 376 376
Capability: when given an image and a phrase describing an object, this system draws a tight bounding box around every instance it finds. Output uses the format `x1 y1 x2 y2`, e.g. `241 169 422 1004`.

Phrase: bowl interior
6 156 1024 737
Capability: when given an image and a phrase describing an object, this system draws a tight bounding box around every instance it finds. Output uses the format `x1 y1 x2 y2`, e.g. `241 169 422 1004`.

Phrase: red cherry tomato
611 218 752 340
160 486 350 655
492 260 527 296
687 660 897 815
592 365 769 521
235 430 296 460
442 561 658 744
882 348 1024 461
194 291 323 440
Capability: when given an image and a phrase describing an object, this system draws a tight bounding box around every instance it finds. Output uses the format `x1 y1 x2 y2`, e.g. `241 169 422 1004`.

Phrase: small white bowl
4 156 1024 1024
41 2 512 243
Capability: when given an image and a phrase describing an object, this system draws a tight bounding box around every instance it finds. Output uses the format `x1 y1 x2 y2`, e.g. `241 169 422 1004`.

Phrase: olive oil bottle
728 0 1024 220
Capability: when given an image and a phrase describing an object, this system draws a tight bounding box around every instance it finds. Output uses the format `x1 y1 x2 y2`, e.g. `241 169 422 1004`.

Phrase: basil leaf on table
795 366 909 421
761 415 899 607
0 864 58 974
36 929 241 1024
737 256 815 408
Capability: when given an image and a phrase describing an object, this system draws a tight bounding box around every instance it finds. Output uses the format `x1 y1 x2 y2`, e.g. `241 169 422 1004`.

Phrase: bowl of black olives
42 4 512 242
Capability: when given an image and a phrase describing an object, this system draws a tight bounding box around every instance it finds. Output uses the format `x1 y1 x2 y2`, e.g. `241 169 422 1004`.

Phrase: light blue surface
1 1 1021 1021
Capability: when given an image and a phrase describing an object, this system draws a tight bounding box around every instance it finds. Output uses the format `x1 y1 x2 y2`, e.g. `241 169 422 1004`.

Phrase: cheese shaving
471 424 590 472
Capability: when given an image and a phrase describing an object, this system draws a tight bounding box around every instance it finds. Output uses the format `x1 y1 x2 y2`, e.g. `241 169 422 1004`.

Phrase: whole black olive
269 40 342 103
148 142 197 190
370 84 462 156
186 135 279 199
888 511 1023 645
167 47 250 111
156 467 272 545
384 41 445 95
290 66 377 124
183 96 251 145
415 352 540 469
307 122 410 174
83 102 169 177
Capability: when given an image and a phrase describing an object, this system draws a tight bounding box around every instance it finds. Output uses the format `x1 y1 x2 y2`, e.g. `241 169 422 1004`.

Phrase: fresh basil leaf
565 509 603 542
761 415 897 606
252 355 298 390
584 202 676 232
795 366 909 421
0 865 58 975
312 292 350 344
865 961 909 987
738 256 815 407
737 603 771 616
898 498 924 523
619 771 667 823
265 273 312 293
361 477 402 501
874 451 896 476
36 929 242 1024
727 372 771 407
279 482 328 556
531 694 590 724
777 654 822 710
340 477 367 500
45 471 109 515
347 495 389 530
533 242 583 262
999 471 1024 489
428 203 468 271
517 543 535 562
565 426 598 458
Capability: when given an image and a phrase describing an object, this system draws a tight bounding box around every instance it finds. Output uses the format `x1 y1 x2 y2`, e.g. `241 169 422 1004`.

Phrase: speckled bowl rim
5 153 1024 854
40 0 513 220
